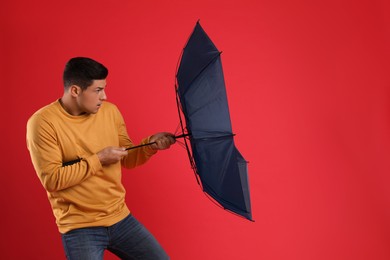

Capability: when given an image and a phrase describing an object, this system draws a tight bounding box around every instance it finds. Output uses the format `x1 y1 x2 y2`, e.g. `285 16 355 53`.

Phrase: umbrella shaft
125 133 190 151
62 134 191 166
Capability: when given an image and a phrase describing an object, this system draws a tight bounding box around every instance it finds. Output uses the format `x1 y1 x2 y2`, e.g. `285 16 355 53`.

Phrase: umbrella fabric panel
235 148 252 219
177 22 220 92
180 57 233 139
191 136 252 220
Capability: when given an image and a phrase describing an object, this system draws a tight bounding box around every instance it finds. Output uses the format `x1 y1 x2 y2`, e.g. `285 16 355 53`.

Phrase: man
26 57 174 259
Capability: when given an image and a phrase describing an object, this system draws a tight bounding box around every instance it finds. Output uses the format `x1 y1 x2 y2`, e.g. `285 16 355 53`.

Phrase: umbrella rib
175 87 200 184
192 133 235 141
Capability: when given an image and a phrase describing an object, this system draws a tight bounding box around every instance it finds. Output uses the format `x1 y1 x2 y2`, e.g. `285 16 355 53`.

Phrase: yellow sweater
26 100 157 233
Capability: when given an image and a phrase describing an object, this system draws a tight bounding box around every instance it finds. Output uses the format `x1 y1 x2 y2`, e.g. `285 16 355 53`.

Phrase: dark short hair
63 57 108 90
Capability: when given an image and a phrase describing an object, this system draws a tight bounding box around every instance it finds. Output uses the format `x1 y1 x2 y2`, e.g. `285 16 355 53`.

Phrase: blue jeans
61 214 169 260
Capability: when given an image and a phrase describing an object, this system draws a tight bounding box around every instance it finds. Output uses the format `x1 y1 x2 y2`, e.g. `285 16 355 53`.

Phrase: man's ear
70 85 81 97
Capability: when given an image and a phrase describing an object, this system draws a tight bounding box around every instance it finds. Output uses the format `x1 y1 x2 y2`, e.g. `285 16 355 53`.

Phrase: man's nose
100 90 107 100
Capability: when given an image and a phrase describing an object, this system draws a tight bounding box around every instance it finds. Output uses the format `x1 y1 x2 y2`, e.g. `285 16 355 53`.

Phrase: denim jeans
61 214 169 260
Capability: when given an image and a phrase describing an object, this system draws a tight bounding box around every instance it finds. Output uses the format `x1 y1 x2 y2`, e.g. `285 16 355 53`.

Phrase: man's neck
59 96 84 116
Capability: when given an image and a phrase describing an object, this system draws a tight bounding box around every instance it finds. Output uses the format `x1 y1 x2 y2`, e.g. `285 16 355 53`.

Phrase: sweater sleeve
114 107 157 169
26 114 102 192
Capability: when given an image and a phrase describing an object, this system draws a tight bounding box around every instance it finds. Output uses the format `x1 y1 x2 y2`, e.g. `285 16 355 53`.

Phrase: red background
2 0 390 259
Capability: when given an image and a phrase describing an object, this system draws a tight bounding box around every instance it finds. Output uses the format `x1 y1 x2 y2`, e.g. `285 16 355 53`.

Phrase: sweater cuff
85 154 103 174
142 136 158 156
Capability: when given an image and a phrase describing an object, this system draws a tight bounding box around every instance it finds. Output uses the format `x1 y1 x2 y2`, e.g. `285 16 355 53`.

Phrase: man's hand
149 132 176 150
97 146 128 166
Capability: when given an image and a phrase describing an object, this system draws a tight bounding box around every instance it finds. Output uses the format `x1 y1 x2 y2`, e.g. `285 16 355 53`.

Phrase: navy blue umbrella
175 21 253 221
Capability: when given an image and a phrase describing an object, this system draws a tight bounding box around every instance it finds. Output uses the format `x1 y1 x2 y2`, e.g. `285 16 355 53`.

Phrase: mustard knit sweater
26 100 157 233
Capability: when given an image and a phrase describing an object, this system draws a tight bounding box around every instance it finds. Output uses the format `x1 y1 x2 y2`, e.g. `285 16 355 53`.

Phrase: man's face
76 79 107 115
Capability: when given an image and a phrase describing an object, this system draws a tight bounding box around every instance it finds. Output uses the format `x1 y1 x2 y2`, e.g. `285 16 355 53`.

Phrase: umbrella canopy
176 21 253 221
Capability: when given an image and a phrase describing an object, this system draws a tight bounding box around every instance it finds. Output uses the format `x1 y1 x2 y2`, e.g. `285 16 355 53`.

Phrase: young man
26 57 174 259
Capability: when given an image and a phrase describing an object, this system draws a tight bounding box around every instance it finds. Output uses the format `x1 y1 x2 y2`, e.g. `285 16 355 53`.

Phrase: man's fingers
114 147 128 156
155 136 175 149
167 135 176 144
98 146 128 166
149 132 176 150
